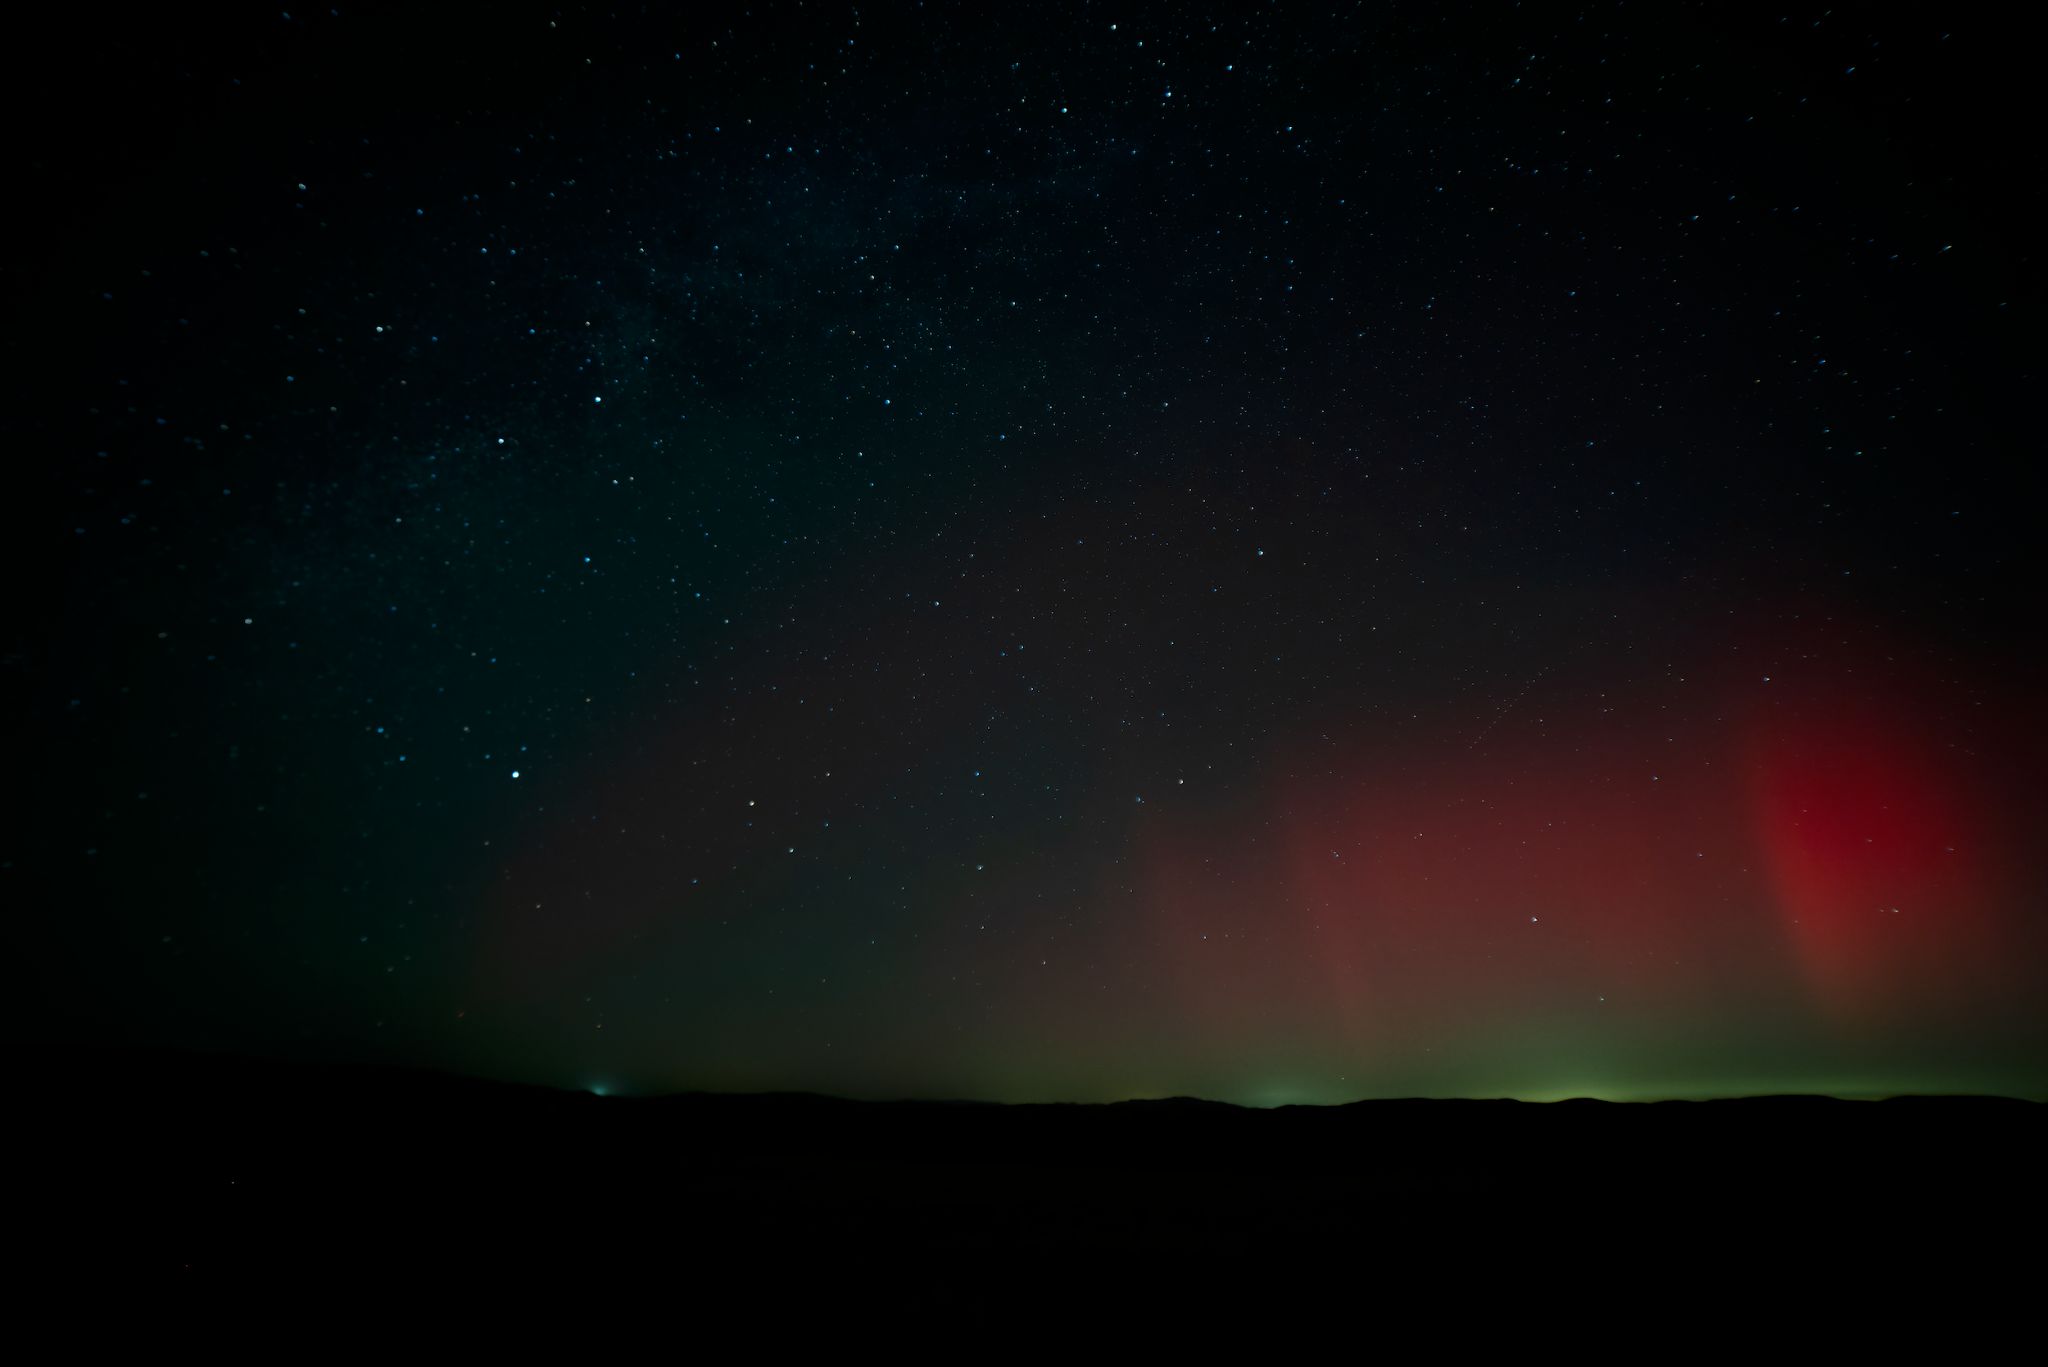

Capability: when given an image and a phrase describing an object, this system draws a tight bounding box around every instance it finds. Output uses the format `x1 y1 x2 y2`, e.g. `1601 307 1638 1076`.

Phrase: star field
13 2 2044 1103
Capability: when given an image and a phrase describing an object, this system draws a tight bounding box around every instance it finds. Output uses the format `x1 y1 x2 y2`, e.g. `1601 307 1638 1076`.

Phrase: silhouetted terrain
28 1050 2043 1285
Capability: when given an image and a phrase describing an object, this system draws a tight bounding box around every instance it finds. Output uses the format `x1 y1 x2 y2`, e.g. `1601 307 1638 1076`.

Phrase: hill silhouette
27 1049 2043 1283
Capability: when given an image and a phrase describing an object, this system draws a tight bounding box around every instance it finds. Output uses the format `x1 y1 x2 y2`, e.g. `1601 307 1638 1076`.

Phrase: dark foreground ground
26 1050 2044 1291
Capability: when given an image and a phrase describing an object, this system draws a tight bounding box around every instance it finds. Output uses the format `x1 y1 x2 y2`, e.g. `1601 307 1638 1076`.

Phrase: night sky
15 3 2045 1104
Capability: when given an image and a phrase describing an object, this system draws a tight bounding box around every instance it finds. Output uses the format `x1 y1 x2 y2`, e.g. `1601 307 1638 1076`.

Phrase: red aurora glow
1116 619 2033 1065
